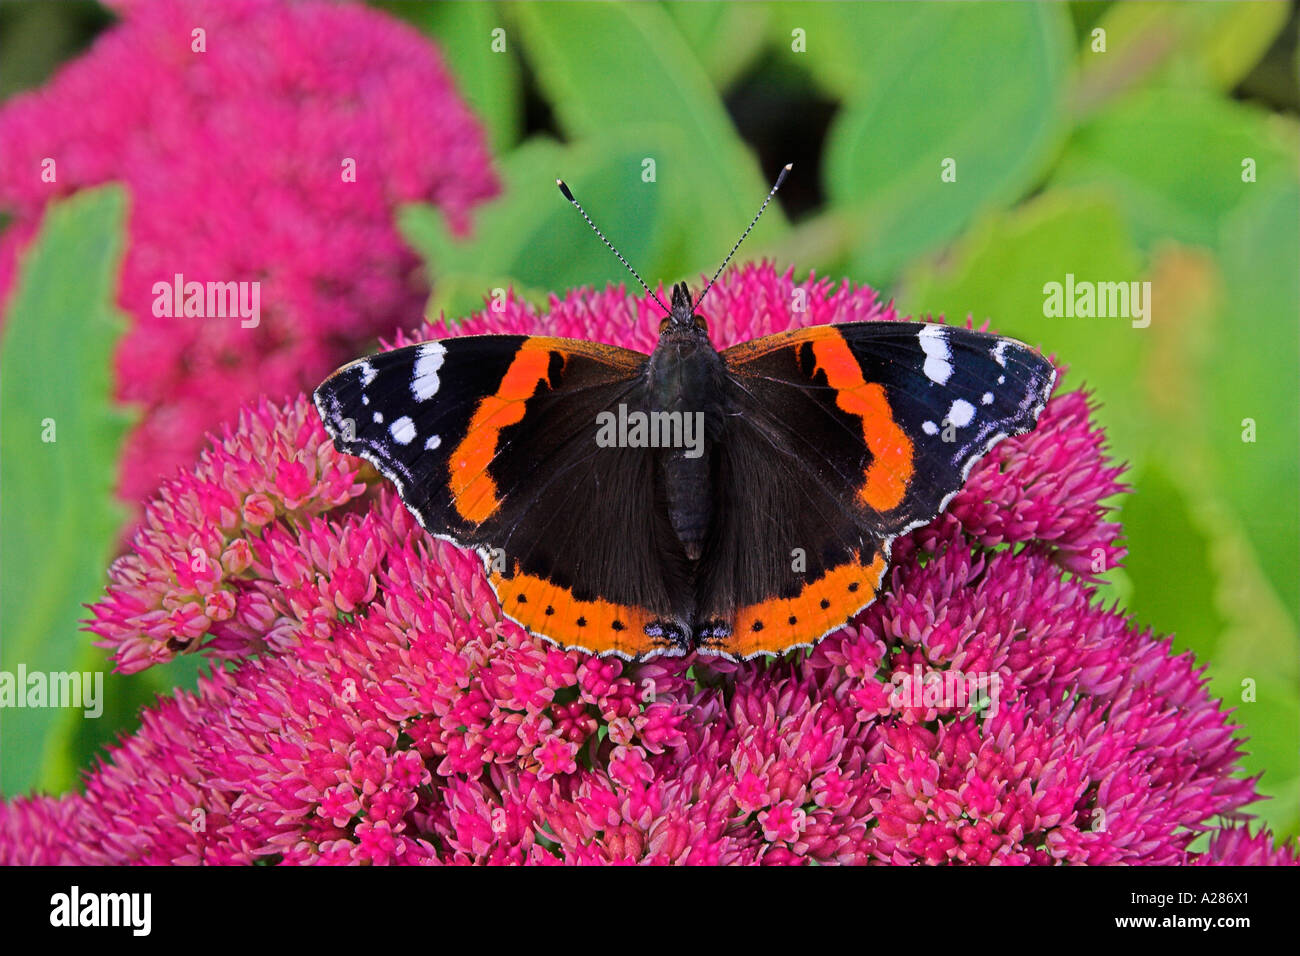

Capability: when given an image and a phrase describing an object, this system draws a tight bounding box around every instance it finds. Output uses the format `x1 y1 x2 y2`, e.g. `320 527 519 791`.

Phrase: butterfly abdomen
646 328 728 562
660 448 712 561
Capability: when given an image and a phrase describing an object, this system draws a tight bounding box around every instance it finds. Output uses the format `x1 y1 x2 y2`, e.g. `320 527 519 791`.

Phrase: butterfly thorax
646 283 727 561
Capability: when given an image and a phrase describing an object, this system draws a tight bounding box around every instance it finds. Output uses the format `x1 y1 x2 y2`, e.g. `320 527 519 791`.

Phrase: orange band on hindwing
489 565 685 658
808 329 914 512
725 551 887 657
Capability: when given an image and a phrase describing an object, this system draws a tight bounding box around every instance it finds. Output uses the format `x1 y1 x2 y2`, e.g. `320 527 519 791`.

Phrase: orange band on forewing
490 566 675 657
809 329 914 512
449 346 554 524
729 551 887 657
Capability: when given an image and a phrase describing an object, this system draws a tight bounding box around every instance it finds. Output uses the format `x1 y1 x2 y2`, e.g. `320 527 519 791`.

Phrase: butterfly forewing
720 321 1056 537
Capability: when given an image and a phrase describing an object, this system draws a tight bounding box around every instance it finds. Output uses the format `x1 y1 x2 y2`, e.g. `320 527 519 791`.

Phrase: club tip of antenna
783 162 794 171
556 179 575 202
775 163 793 188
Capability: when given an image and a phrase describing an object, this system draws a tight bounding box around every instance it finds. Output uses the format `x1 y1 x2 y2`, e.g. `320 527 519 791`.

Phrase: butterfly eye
659 318 671 334
693 315 708 331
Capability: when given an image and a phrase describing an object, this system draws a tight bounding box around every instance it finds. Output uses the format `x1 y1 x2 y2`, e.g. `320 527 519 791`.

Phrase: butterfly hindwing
693 413 890 657
313 335 694 658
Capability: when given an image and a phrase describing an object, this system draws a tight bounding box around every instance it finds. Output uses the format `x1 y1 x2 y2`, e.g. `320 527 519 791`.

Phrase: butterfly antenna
694 163 792 312
556 178 670 315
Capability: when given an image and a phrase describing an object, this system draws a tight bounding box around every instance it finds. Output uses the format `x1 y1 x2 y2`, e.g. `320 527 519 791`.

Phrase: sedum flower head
2 264 1293 865
0 0 497 503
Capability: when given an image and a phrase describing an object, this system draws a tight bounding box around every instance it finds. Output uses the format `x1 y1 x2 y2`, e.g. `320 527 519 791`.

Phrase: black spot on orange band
722 551 888 657
488 563 686 658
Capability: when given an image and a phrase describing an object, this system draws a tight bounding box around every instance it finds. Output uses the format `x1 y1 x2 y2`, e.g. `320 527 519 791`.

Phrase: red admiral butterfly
314 165 1055 660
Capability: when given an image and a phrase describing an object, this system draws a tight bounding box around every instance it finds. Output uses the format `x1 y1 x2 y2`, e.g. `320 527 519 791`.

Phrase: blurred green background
1 1 1297 842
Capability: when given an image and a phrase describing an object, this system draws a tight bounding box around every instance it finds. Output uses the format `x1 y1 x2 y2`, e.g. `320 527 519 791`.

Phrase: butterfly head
659 281 709 338
557 165 791 347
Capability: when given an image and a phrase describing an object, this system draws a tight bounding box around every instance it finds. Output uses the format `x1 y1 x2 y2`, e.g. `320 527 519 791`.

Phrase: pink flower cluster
3 265 1293 865
0 0 497 504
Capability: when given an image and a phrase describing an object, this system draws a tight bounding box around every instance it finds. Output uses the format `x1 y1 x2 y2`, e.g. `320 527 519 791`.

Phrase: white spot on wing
425 434 441 451
947 398 975 428
982 392 994 405
922 420 938 435
412 342 447 402
390 416 416 445
373 412 384 424
918 324 952 385
359 361 377 387
993 341 1011 367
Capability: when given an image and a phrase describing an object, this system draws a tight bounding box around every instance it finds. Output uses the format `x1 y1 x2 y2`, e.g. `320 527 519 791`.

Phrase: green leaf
1074 0 1289 111
1119 464 1225 661
1111 191 1297 839
1 185 132 796
40 647 208 794
820 2 1074 283
374 0 521 152
1245 720 1300 839
508 1 777 271
1207 179 1300 625
898 187 1146 461
901 187 1298 837
1045 91 1298 828
417 273 554 332
664 1 770 91
401 127 703 321
0 2 112 100
1198 532 1299 840
768 1 938 102
1052 87 1298 253
1204 573 1300 839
